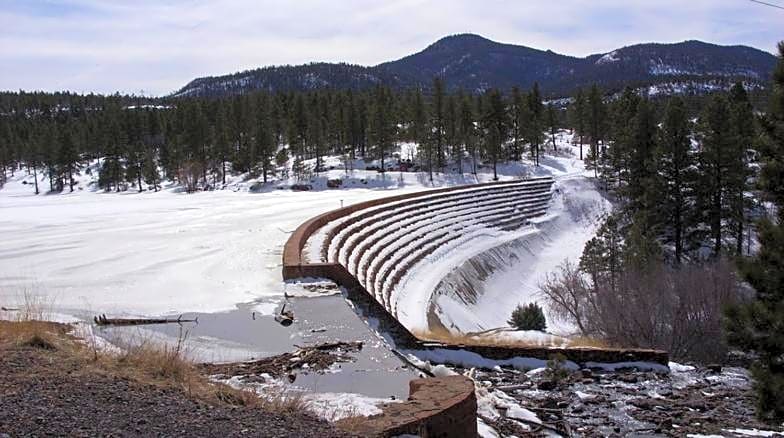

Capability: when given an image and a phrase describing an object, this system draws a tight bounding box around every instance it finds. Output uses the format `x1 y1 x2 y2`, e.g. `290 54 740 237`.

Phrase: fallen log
293 341 363 352
93 314 198 326
1 306 20 311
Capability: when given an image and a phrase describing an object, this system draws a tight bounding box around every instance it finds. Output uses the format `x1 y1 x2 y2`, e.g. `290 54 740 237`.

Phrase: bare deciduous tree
179 161 204 193
539 258 745 363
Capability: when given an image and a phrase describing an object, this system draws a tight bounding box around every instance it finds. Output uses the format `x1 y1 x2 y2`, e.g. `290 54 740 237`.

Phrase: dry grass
333 412 372 433
413 326 610 350
566 336 611 349
0 317 305 415
0 291 313 419
0 320 69 350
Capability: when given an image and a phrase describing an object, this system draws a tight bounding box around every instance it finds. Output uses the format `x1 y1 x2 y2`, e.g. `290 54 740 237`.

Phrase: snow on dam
283 176 554 333
429 177 613 335
282 176 669 366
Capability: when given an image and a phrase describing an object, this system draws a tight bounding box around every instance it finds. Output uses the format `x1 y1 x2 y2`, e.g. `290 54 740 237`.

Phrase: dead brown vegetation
0 318 305 414
539 258 745 363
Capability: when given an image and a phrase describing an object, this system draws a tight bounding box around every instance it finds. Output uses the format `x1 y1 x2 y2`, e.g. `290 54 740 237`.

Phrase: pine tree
445 94 460 171
432 77 446 172
213 102 231 185
728 82 755 255
654 97 694 264
570 88 588 160
546 103 558 152
411 88 429 175
483 89 507 181
142 147 161 192
606 87 640 191
580 214 624 294
508 303 547 331
255 93 276 183
368 86 395 173
724 41 784 422
527 83 545 166
586 84 607 178
510 87 529 161
625 96 658 217
697 95 734 256
458 94 477 175
57 126 80 192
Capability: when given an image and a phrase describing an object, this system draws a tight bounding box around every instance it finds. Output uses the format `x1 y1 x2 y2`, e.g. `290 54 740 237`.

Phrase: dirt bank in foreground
0 321 351 437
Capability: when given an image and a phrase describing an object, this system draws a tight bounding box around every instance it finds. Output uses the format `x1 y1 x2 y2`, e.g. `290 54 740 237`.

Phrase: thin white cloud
0 0 780 95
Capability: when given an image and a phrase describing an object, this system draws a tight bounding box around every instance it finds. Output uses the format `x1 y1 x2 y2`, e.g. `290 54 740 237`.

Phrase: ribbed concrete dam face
282 177 556 336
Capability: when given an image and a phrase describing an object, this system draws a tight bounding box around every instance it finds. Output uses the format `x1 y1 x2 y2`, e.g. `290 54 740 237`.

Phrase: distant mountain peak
173 34 777 98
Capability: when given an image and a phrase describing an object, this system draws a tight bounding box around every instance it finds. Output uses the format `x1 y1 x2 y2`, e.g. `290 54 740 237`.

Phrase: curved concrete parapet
337 375 478 438
281 179 549 277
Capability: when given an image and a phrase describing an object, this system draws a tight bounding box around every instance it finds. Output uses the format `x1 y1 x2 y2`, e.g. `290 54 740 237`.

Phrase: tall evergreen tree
728 82 755 255
431 77 446 172
546 103 558 152
570 88 588 160
458 94 477 175
697 95 734 256
527 83 544 166
586 84 607 178
580 214 624 294
510 87 528 161
606 87 640 191
654 97 694 263
483 89 507 181
725 42 784 422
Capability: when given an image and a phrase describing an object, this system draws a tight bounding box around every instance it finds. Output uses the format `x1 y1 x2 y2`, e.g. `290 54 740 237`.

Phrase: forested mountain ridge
174 34 777 97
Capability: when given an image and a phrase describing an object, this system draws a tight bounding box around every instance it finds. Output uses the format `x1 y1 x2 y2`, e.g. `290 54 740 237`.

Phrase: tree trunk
736 196 744 255
674 202 682 264
713 192 722 256
32 164 39 195
428 147 433 183
137 163 143 193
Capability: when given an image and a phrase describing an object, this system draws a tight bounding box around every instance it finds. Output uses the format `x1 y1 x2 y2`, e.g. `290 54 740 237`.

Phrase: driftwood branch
93 314 198 326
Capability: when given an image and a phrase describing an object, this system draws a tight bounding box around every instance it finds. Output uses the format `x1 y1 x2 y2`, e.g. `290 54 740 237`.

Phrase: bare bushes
179 161 204 193
540 258 745 363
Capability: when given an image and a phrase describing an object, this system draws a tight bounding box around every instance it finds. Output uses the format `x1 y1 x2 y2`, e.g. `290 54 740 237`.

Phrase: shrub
540 258 745 363
179 161 204 193
508 302 547 331
544 353 570 383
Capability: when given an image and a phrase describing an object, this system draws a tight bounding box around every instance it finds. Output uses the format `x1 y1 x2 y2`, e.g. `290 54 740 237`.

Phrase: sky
1 0 782 96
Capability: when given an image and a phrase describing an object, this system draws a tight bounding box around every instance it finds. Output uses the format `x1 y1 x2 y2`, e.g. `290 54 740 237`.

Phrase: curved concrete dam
281 177 669 367
282 178 555 333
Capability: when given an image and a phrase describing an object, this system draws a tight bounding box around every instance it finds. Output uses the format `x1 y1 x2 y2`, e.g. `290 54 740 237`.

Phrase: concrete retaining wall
338 375 478 438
